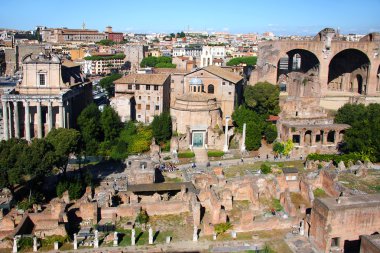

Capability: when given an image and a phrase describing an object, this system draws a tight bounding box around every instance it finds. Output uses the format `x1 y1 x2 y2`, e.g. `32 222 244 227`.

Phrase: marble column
12 237 17 253
33 236 38 252
24 102 31 141
2 101 9 140
73 233 77 250
53 242 59 250
241 123 246 152
13 101 20 138
223 116 230 152
48 101 53 133
113 231 118 247
7 102 12 138
59 103 64 128
131 228 136 246
193 225 198 242
94 230 99 248
300 220 305 236
37 102 42 138
148 227 153 244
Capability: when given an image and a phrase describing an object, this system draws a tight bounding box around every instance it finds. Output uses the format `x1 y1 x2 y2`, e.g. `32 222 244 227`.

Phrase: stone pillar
212 232 217 241
37 101 42 138
231 231 237 239
73 233 77 250
13 101 20 138
94 230 99 248
148 227 153 244
7 102 12 138
12 237 17 253
24 102 31 141
48 101 53 133
300 220 305 236
54 242 59 250
33 236 38 252
131 228 136 246
166 236 171 244
59 103 64 128
223 116 230 152
299 131 304 147
113 231 118 247
311 131 316 146
322 131 328 145
241 123 246 152
334 131 340 145
193 225 198 242
2 101 9 140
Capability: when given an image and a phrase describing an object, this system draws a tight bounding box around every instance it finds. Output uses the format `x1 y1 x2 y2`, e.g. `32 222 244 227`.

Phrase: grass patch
313 188 327 198
178 151 195 158
290 192 310 207
338 170 380 194
207 150 225 157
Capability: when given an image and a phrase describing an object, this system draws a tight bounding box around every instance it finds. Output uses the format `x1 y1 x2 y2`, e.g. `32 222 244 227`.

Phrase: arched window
208 84 214 94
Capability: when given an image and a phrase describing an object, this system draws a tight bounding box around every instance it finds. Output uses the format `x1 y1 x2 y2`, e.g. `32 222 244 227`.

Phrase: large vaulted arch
328 49 371 94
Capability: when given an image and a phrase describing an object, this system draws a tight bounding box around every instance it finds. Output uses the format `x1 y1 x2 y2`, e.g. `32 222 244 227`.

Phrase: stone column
231 231 237 239
94 230 99 248
13 101 20 138
24 102 31 141
299 131 304 147
334 131 340 145
73 233 77 250
37 101 42 138
12 237 17 253
223 116 230 152
7 102 12 138
241 123 246 152
212 232 217 241
311 132 316 146
113 231 118 247
148 227 153 244
53 242 59 250
48 101 53 133
2 101 9 140
59 103 64 128
33 236 38 252
131 228 136 246
193 225 198 242
322 131 328 145
300 220 305 236
166 236 171 244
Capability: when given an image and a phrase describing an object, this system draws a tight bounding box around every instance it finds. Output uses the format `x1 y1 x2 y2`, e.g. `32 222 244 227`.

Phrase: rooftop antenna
82 21 86 30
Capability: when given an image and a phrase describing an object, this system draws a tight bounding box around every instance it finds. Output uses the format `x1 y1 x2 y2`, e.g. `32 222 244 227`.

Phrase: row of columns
2 100 68 141
296 129 342 147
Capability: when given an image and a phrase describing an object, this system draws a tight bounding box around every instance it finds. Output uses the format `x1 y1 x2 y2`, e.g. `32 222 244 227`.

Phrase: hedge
306 152 368 166
178 151 195 158
207 150 224 157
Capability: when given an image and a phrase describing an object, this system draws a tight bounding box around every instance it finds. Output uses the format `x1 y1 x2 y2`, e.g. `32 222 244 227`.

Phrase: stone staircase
193 148 209 164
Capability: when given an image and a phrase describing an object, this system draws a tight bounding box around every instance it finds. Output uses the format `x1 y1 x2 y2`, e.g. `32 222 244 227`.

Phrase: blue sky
1 0 380 35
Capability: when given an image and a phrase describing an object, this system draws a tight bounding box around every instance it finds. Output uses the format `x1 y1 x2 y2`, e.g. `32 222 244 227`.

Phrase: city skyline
1 0 380 35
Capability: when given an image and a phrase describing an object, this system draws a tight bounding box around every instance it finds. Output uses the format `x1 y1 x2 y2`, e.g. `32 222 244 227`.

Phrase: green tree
260 163 272 174
77 103 103 155
99 73 122 97
151 112 172 143
244 82 280 115
226 56 257 66
140 56 158 67
272 141 285 155
22 139 56 178
100 106 122 142
245 121 263 151
135 208 149 224
68 177 84 200
96 39 116 46
264 124 277 144
46 128 81 174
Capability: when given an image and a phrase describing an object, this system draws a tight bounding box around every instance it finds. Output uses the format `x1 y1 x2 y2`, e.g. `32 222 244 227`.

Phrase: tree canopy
100 106 122 142
226 56 257 67
99 73 122 97
335 103 380 161
140 56 176 68
244 82 280 115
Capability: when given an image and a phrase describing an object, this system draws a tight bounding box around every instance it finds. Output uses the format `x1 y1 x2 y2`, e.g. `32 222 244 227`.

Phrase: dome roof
189 77 203 85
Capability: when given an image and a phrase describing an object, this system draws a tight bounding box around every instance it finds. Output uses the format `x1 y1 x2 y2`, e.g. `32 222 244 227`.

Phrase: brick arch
328 48 371 94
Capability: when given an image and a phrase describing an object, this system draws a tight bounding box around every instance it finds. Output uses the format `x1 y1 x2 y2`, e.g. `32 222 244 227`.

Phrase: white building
200 46 226 67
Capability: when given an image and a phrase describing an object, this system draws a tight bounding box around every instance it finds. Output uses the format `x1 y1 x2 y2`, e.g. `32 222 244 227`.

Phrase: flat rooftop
126 182 198 194
317 193 380 210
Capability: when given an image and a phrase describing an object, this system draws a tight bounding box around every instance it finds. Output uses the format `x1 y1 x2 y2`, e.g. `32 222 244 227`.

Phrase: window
138 115 141 118
180 80 184 84
222 81 226 85
157 97 159 101
128 84 132 90
155 105 159 110
148 96 150 101
154 85 159 91
146 104 150 110
135 84 140 90
138 96 141 100
137 104 141 110
146 85 150 90
39 74 46 86
171 80 174 83
228 92 232 95
208 84 214 94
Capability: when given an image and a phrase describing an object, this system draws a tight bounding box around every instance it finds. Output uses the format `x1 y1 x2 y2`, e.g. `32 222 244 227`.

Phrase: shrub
18 237 33 250
313 188 327 198
307 152 367 166
207 151 224 157
178 151 195 158
41 235 68 246
272 198 283 211
68 179 84 200
135 208 149 224
260 163 272 174
56 181 69 198
214 222 233 235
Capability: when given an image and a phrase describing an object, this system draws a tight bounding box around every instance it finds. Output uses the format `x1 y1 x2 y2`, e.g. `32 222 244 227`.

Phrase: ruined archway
277 49 320 82
328 49 370 94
